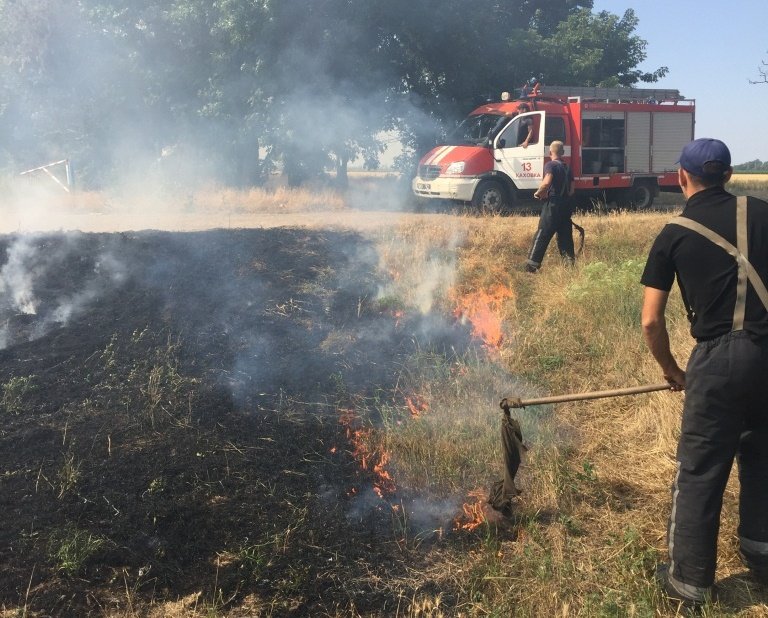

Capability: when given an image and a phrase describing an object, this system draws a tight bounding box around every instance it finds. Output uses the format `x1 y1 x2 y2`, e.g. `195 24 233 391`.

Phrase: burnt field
2 205 767 617
0 227 496 616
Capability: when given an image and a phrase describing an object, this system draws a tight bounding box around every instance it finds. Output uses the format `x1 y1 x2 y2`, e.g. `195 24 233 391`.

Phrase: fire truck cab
412 86 695 211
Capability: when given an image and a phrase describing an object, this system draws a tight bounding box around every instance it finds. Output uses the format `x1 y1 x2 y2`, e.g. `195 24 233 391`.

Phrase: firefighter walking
524 140 575 273
641 138 768 606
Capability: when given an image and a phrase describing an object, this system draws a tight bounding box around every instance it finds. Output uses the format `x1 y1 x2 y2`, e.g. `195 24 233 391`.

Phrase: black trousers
669 331 768 587
526 196 574 268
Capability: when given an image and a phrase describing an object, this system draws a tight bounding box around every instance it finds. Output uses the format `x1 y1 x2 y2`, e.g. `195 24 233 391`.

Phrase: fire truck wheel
472 180 510 214
625 182 655 210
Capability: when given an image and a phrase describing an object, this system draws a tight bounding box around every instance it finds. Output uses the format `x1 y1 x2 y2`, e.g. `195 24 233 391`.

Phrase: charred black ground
0 228 488 616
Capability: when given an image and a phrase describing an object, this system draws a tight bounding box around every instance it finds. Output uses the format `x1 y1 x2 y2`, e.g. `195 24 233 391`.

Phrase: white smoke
376 227 466 315
0 234 127 349
412 252 458 314
0 236 40 315
47 249 127 325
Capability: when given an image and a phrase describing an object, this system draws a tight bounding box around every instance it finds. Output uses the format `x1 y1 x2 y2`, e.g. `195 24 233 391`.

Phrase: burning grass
0 201 766 617
355 210 767 616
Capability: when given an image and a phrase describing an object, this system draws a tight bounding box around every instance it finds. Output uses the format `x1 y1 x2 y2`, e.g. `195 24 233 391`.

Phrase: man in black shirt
523 140 575 273
641 138 768 606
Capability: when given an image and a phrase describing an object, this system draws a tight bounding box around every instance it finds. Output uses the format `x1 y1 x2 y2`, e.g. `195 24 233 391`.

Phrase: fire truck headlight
445 161 465 175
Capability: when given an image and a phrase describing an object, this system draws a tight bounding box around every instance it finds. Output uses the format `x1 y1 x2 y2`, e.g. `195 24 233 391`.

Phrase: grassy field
357 209 768 617
3 169 766 219
1 177 767 616
728 173 768 196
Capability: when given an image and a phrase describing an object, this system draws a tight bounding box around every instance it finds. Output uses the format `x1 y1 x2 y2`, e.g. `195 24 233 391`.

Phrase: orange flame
453 284 514 349
337 406 396 498
405 394 429 418
454 489 487 531
393 309 404 328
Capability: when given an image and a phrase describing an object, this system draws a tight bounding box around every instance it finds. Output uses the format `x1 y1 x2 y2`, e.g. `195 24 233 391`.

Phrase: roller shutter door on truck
652 112 693 172
626 112 651 173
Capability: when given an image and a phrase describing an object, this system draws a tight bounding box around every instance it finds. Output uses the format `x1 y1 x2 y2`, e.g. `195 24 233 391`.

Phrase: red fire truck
412 86 695 210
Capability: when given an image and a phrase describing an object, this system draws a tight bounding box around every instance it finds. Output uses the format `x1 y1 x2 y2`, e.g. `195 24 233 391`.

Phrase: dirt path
1 206 476 234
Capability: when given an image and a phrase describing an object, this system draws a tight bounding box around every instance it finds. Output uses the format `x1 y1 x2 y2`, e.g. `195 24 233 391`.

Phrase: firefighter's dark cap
677 138 731 179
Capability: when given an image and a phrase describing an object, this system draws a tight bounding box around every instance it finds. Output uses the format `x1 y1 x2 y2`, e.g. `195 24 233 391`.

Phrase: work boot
520 262 538 274
655 563 715 608
739 550 768 586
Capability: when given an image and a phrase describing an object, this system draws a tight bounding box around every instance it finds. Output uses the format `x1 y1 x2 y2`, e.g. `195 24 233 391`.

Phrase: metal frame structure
19 159 74 193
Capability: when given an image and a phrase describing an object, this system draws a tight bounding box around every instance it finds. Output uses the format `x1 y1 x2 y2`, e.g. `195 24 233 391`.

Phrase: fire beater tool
500 382 672 411
488 383 672 517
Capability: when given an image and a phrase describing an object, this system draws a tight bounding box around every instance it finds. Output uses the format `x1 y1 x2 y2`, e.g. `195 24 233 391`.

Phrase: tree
247 0 399 186
0 0 100 174
374 1 591 169
83 0 257 187
545 9 667 86
750 53 768 84
0 0 668 189
734 160 768 171
377 3 666 168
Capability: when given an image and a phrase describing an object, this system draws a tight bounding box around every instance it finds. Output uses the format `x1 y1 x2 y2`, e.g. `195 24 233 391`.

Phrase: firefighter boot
655 563 715 608
739 550 768 586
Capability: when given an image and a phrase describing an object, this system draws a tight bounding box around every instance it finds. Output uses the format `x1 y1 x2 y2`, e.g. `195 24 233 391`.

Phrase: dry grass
729 173 768 196
3 180 765 615
105 173 404 214
3 178 349 216
731 173 768 181
365 210 768 616
92 184 349 214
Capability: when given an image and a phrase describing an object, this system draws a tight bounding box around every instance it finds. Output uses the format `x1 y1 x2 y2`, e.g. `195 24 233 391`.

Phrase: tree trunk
335 154 349 189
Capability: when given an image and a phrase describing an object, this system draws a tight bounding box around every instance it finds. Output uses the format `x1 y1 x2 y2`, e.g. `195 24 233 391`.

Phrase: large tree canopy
0 0 667 188
546 9 668 86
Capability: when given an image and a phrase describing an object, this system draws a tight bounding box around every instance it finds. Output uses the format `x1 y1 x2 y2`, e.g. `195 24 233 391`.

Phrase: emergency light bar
503 85 685 103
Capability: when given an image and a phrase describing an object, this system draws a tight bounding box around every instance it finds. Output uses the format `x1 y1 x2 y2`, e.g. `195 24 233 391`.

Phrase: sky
592 0 768 164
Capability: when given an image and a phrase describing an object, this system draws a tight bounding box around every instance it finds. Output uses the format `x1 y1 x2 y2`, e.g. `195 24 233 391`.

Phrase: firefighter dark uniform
642 187 768 593
525 159 574 271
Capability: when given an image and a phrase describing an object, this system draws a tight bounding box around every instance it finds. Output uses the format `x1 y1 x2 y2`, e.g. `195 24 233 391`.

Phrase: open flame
450 286 513 529
336 406 396 498
405 394 429 418
454 488 487 531
452 284 513 349
334 383 489 533
393 309 404 328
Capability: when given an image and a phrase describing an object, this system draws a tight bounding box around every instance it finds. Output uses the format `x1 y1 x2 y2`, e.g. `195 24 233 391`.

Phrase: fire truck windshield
448 113 511 146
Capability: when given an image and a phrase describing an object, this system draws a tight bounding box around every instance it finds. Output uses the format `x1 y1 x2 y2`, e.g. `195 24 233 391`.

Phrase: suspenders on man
670 197 768 329
641 139 768 607
660 196 768 600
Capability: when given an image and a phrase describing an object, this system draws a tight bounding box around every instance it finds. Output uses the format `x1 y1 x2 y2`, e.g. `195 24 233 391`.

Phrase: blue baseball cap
677 138 731 179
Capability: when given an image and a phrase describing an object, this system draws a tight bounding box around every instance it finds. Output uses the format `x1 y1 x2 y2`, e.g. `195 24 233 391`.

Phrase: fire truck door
493 111 545 191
